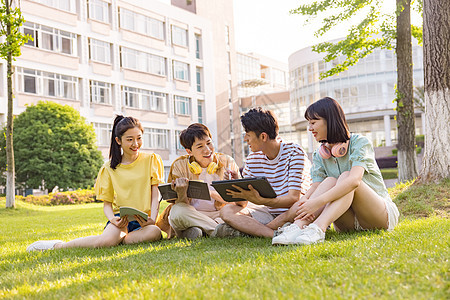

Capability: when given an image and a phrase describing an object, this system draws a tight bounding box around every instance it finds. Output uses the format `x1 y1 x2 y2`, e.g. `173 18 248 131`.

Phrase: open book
211 177 277 202
119 206 148 222
158 180 211 202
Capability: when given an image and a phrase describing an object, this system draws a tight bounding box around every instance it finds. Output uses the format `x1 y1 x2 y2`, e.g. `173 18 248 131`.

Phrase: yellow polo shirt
94 152 164 214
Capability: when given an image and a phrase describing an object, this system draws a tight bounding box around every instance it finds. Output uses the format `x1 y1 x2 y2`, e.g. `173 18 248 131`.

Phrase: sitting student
27 116 163 251
215 108 312 237
272 97 400 245
157 123 241 239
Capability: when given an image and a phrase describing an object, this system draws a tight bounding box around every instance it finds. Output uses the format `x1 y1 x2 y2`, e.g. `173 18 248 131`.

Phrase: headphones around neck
319 140 349 159
188 153 219 175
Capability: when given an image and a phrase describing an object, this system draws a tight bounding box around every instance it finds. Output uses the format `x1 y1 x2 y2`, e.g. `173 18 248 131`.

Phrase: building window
30 0 76 13
195 34 202 59
121 47 166 76
175 130 184 150
173 61 189 81
119 8 164 40
89 38 111 64
22 22 77 55
90 80 111 104
17 67 78 100
122 86 167 112
143 128 169 149
88 0 110 23
93 122 112 146
196 67 202 92
172 25 187 47
197 100 205 124
174 95 191 115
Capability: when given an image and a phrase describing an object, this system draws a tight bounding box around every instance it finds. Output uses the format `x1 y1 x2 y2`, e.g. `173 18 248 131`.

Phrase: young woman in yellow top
27 116 164 251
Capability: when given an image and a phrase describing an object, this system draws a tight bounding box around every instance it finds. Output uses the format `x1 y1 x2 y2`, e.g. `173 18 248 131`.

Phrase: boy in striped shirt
214 108 312 238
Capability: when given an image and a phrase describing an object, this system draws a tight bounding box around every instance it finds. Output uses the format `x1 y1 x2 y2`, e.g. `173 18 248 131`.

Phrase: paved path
384 179 398 188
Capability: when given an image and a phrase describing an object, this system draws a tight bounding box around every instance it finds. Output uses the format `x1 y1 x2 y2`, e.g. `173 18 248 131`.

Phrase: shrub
17 189 96 206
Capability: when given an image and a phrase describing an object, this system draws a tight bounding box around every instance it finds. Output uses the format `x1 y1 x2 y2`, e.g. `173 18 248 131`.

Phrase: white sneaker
26 240 63 252
273 222 293 238
272 224 303 245
294 223 325 245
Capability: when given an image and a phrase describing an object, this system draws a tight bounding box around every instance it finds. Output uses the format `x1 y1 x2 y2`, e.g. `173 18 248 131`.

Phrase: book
211 177 277 202
158 180 211 202
119 206 148 222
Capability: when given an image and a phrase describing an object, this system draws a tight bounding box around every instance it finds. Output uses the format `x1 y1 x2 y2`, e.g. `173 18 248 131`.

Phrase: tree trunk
417 0 450 183
396 0 418 182
5 0 16 208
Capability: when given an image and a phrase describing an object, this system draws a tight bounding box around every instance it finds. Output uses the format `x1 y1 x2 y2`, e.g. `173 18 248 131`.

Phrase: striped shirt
243 142 312 215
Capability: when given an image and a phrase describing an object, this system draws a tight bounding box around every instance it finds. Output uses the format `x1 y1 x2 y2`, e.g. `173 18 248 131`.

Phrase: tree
417 0 450 182
291 0 422 182
0 101 105 191
0 0 29 207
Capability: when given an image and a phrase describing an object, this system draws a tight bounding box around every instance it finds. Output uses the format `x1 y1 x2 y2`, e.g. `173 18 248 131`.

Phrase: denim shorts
104 213 141 232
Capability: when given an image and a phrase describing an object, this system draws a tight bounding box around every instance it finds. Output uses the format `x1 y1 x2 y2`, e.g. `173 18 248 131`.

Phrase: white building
0 0 217 177
289 41 424 154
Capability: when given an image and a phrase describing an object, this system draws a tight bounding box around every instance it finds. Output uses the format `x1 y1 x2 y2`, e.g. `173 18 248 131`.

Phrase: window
196 67 202 92
195 34 202 59
197 100 205 124
172 25 187 47
30 0 76 13
175 95 191 115
143 128 169 149
93 123 112 146
17 67 78 100
88 0 109 23
22 22 77 55
90 81 111 104
89 38 111 64
121 47 166 76
173 61 189 81
175 130 183 150
119 8 164 40
122 86 167 112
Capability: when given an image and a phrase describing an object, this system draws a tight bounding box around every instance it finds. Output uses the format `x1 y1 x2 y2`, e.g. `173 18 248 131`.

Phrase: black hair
304 97 350 144
179 123 212 150
109 115 143 169
240 107 278 139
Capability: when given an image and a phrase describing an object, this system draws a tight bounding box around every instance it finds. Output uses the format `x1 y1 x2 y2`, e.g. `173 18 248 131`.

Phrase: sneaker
179 227 203 240
294 223 325 245
273 222 293 238
272 224 303 245
26 240 63 252
211 223 248 238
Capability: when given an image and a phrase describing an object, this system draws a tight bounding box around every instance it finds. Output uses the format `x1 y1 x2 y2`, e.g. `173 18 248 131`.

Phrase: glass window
119 8 164 40
175 130 184 150
31 0 76 13
121 47 166 76
88 0 109 23
195 34 202 59
172 25 187 47
196 67 202 92
143 128 169 149
89 38 111 64
21 22 76 55
175 95 191 115
197 100 204 124
93 122 112 146
90 81 111 104
121 86 167 112
173 61 189 81
123 86 139 108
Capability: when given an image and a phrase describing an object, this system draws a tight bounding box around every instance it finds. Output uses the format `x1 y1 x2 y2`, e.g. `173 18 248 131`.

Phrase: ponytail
109 115 143 169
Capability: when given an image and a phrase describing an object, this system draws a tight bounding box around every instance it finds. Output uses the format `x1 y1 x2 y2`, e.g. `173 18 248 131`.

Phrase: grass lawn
1 180 449 299
380 168 398 180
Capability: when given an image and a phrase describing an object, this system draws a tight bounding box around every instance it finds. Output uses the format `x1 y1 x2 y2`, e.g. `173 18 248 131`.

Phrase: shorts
244 202 276 225
354 199 400 231
104 213 141 232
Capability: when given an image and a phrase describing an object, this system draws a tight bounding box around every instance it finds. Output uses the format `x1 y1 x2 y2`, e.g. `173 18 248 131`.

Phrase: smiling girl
272 97 399 245
27 116 164 251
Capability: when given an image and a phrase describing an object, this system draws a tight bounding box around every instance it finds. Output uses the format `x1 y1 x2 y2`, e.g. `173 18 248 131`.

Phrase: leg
169 203 218 236
219 204 274 238
123 225 161 244
55 223 126 249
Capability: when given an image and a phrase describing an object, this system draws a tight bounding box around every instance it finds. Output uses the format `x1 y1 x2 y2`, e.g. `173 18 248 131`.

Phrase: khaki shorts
244 202 276 225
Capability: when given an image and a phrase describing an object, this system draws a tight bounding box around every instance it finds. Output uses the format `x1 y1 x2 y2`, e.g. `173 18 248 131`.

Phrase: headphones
188 153 219 175
319 140 349 159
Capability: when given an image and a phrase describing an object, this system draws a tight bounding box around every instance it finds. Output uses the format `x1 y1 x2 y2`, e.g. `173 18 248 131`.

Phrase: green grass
380 168 398 180
0 181 449 299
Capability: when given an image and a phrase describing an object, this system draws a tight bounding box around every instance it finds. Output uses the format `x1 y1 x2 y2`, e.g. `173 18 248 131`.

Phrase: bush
17 189 96 206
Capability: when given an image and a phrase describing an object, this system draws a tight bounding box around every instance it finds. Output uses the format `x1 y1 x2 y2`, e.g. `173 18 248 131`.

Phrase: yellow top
94 152 164 214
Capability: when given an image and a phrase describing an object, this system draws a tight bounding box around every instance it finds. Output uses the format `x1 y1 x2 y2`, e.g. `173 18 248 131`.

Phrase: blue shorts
104 213 141 232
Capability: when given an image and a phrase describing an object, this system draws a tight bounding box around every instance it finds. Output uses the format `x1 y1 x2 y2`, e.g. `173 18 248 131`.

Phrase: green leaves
0 101 104 191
